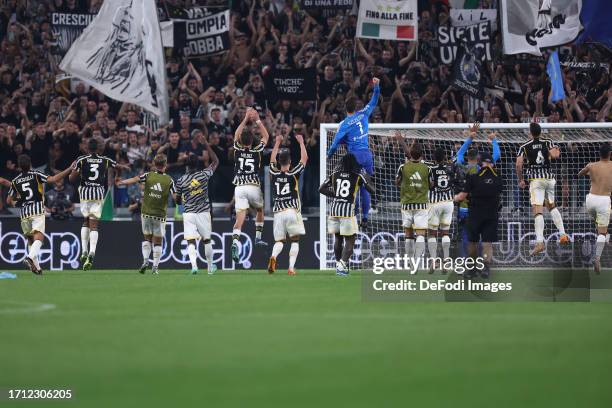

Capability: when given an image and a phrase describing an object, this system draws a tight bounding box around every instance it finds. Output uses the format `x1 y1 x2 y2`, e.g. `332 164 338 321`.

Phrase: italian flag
361 23 415 40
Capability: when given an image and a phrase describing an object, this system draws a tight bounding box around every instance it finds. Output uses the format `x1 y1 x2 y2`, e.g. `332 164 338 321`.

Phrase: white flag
500 0 582 56
60 0 169 124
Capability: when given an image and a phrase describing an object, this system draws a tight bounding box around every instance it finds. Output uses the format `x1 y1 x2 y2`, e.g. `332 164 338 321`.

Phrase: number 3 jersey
269 162 305 212
233 141 264 186
9 171 48 219
75 154 118 201
517 138 557 180
326 170 369 217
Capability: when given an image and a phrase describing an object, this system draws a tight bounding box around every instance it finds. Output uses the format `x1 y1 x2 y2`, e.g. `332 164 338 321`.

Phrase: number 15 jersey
75 154 117 201
233 141 264 186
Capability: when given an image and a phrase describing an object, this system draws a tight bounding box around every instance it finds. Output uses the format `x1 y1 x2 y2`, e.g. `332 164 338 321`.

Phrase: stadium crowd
0 0 611 216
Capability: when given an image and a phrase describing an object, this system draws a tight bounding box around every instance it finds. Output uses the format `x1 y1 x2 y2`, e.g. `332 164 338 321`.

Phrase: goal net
319 123 612 271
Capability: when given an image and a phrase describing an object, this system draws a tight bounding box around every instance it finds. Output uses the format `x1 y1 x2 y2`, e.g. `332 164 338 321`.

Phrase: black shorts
467 214 498 243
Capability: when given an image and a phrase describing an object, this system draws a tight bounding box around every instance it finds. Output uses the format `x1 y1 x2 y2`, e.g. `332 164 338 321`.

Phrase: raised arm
47 162 76 184
253 110 269 146
234 109 252 144
270 134 282 165
295 133 308 166
0 177 10 188
457 122 479 164
362 78 380 117
117 175 142 186
488 131 501 162
394 131 411 157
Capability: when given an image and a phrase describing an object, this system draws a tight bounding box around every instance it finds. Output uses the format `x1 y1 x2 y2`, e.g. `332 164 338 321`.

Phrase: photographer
45 178 75 221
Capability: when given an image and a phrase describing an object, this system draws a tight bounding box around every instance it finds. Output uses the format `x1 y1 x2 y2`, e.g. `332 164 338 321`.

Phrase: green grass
1 269 611 408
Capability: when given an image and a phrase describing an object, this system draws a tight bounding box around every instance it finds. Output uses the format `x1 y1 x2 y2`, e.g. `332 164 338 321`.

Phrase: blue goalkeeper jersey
327 84 380 156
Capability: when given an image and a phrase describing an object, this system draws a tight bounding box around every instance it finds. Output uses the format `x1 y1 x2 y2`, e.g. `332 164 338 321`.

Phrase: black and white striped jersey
326 171 368 217
75 154 117 201
233 141 264 186
428 162 455 203
517 138 557 179
270 162 304 213
9 171 48 219
175 167 214 213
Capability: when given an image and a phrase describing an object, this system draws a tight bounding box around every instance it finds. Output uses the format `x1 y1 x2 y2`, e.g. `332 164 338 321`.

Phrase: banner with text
452 44 484 98
51 12 96 54
450 8 497 30
438 21 493 64
173 8 230 58
301 0 353 11
357 0 418 41
500 0 582 56
264 68 317 101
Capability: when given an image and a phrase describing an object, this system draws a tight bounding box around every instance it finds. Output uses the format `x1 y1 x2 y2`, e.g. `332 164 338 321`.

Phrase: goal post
319 122 612 271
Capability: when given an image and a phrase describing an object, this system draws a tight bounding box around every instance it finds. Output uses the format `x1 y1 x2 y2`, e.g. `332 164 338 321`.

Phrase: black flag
451 45 484 98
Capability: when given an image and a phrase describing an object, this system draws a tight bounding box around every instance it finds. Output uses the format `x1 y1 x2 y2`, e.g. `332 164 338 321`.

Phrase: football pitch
1 269 611 408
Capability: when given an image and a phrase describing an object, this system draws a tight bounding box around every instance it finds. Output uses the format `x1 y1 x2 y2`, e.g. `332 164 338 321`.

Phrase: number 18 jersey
75 154 117 201
326 170 368 217
233 141 264 186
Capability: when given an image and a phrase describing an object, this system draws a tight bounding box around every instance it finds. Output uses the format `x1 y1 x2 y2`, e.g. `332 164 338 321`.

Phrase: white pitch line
0 300 56 314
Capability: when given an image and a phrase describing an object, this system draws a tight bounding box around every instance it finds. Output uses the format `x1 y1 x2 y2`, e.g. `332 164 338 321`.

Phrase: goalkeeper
454 122 500 257
327 77 380 228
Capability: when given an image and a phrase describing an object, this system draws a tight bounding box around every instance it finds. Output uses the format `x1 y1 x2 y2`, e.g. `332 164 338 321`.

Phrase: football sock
81 226 90 254
88 230 98 256
596 234 606 258
272 242 283 258
152 245 162 268
414 235 426 260
232 228 240 244
255 222 264 240
606 234 610 244
534 214 545 242
141 241 151 262
427 237 437 259
441 235 451 259
289 242 299 270
29 239 42 260
187 243 198 270
550 207 566 235
405 238 415 258
204 242 213 268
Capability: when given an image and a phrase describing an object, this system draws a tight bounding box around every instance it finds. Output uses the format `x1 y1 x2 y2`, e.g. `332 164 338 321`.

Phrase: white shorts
586 193 611 227
183 212 212 241
328 216 358 236
273 209 305 241
428 201 454 229
402 209 428 230
80 200 103 219
235 185 263 210
141 215 166 237
529 179 556 206
21 215 45 236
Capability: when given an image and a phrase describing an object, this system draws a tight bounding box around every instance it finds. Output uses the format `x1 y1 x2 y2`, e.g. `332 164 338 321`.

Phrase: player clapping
267 133 308 276
578 142 611 274
231 107 270 263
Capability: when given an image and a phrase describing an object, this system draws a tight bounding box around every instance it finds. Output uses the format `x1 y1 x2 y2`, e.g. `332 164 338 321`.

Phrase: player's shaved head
340 153 359 173
153 153 167 170
278 148 291 167
530 122 542 138
345 97 356 114
18 154 31 172
601 142 611 159
187 154 199 170
434 147 446 163
410 142 422 160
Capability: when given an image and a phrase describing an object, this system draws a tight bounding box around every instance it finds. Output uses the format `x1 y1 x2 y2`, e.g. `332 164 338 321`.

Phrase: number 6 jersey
75 154 118 201
233 141 265 186
326 170 369 217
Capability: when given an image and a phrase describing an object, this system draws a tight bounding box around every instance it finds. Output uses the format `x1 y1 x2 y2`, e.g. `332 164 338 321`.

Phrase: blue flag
547 50 565 103
576 0 612 48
